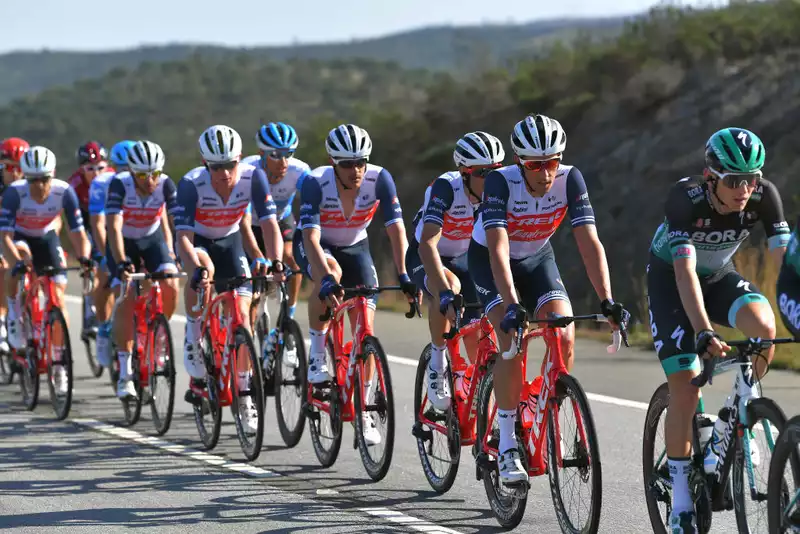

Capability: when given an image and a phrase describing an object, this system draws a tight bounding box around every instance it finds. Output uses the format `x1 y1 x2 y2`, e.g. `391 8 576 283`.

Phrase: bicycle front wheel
547 373 602 534
194 332 222 450
231 326 265 461
307 336 342 468
642 382 672 534
45 307 73 420
19 308 39 411
274 317 307 448
81 306 102 378
122 351 144 427
148 314 175 436
768 414 800 533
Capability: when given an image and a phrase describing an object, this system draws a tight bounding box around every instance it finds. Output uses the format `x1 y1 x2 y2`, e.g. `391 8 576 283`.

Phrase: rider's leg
535 298 575 370
149 239 179 319
283 238 301 317
424 269 461 410
111 277 136 395
6 241 30 349
307 257 341 382
183 250 214 381
0 256 7 352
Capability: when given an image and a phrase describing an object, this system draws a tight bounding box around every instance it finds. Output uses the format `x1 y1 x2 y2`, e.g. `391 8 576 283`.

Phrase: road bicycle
475 310 624 531
643 337 798 533
306 285 418 481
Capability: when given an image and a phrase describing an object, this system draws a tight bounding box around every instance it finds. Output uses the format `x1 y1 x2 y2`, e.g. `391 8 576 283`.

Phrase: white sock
118 352 132 379
498 408 518 454
669 457 693 514
429 343 446 372
186 316 201 345
237 371 251 392
364 379 374 405
309 328 327 356
6 298 17 323
52 347 64 363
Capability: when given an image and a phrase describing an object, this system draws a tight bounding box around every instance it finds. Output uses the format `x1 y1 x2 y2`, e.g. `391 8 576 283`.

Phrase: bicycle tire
122 350 144 427
108 338 120 395
19 307 39 410
354 335 395 481
768 414 800 533
81 305 103 378
194 331 222 450
642 382 672 534
476 366 528 529
230 326 265 461
733 397 788 533
274 317 307 448
308 335 342 468
46 307 73 420
0 346 15 385
547 373 602 534
255 305 272 403
149 314 176 436
413 343 460 494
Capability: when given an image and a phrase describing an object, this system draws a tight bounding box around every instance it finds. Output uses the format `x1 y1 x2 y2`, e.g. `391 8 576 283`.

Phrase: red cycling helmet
77 141 107 165
0 137 30 163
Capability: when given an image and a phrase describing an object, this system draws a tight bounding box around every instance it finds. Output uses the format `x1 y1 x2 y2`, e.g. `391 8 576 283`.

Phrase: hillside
0 17 625 103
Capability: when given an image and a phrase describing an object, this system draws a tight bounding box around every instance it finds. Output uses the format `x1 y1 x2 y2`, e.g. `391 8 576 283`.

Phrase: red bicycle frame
307 294 387 422
13 271 61 375
120 274 169 385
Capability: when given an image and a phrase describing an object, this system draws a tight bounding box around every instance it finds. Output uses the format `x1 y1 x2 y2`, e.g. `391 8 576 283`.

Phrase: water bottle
696 413 718 474
263 328 277 368
520 392 538 429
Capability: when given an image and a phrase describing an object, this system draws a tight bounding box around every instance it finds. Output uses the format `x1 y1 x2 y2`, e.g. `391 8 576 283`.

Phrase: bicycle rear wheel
733 397 788 533
768 414 800 533
148 314 175 436
476 366 528 529
307 336 342 467
193 332 222 450
274 317 307 448
413 343 460 494
46 307 73 420
547 373 602 533
231 326 265 461
642 382 672 534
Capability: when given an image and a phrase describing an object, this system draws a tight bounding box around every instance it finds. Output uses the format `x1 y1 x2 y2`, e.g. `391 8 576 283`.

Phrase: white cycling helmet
128 140 165 173
453 131 505 167
198 125 242 163
325 124 372 161
510 114 567 158
21 146 56 178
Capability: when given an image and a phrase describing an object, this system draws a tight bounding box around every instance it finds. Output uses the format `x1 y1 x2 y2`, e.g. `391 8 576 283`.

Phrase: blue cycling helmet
256 122 299 151
110 140 136 167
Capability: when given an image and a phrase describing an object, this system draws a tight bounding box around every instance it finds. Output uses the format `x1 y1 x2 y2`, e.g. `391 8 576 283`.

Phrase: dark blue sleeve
0 187 20 231
163 178 178 215
421 178 455 227
105 177 125 215
251 168 277 221
481 171 510 230
375 168 402 226
565 167 596 228
62 186 84 231
174 178 198 231
299 177 322 230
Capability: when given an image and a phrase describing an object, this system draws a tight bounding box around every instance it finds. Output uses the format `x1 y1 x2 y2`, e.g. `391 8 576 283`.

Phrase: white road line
65 295 649 413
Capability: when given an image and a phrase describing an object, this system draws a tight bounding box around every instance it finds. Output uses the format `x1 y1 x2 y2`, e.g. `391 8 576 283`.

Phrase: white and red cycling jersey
298 164 402 247
0 179 83 236
105 172 178 239
413 171 477 258
472 164 596 259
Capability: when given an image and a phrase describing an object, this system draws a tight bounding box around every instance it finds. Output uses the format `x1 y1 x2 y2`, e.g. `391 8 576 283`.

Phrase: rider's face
82 161 108 182
208 159 240 190
517 154 561 196
27 176 52 198
134 171 161 195
262 152 289 181
333 159 367 189
714 176 757 212
1 162 23 183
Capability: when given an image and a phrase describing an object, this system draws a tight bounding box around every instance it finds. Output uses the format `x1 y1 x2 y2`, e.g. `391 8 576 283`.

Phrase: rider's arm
174 178 202 269
240 205 263 260
160 177 178 258
299 175 330 278
760 180 791 270
483 171 518 306
567 168 612 301
418 178 455 295
63 186 90 259
252 169 282 262
0 188 22 262
88 180 107 254
375 169 408 277
105 177 127 264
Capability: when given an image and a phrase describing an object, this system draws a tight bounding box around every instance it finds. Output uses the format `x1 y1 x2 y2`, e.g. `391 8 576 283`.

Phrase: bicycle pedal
312 380 333 389
411 422 433 442
184 389 202 406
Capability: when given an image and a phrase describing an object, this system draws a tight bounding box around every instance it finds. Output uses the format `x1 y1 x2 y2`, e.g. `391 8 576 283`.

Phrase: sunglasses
1 162 19 171
335 158 368 170
462 163 503 178
208 160 238 172
26 175 52 184
709 168 762 189
264 149 295 161
519 157 561 172
84 164 108 172
134 170 162 180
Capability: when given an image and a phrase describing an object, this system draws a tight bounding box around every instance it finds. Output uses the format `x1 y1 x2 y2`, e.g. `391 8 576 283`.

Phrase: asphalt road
1 286 798 533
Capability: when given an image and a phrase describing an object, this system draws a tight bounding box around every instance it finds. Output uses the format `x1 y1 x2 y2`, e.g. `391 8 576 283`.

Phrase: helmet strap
333 165 351 191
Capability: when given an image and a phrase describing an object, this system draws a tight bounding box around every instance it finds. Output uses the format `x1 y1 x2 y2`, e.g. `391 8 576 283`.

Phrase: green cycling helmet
704 127 765 173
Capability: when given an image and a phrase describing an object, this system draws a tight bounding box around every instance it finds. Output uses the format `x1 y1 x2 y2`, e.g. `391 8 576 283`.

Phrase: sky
2 0 727 53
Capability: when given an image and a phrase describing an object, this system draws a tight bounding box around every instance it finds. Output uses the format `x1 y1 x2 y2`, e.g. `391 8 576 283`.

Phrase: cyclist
106 140 180 400
468 114 629 486
0 146 92 394
0 137 29 354
646 127 788 533
406 131 504 411
778 220 800 337
90 140 135 368
296 123 416 445
242 122 310 320
175 125 282 431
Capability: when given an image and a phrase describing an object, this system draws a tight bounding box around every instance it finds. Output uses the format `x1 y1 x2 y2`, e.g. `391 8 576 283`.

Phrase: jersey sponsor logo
695 218 711 228
194 206 247 227
319 203 379 228
123 206 164 228
673 246 693 258
774 221 789 230
668 230 690 239
687 186 703 198
691 229 749 244
441 214 473 241
485 195 505 205
779 293 800 331
506 206 567 242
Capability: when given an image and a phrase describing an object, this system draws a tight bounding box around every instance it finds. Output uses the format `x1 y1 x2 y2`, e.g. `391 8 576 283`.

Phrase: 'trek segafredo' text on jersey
298 163 402 247
0 179 84 235
105 172 178 239
649 176 790 275
472 164 595 259
174 163 276 239
412 171 478 257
